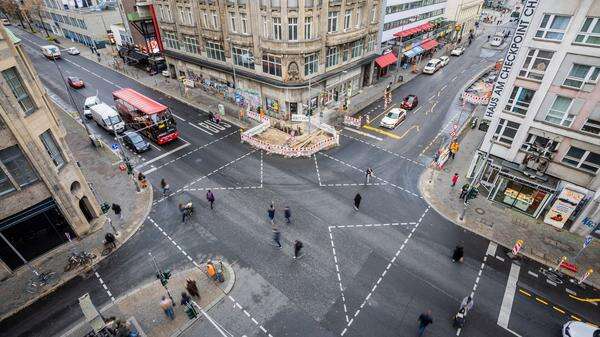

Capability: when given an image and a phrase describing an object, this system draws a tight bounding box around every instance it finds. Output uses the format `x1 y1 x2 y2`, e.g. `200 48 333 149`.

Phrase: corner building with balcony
469 0 600 236
157 0 382 118
0 27 102 279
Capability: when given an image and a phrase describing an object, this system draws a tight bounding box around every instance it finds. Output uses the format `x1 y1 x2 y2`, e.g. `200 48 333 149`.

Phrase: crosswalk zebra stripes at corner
188 119 232 135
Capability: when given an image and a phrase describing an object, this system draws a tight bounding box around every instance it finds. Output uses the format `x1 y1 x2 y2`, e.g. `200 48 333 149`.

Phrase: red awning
394 27 419 38
419 22 434 31
375 53 398 68
420 39 439 51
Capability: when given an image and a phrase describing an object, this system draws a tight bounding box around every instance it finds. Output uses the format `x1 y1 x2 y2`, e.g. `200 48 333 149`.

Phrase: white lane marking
486 242 498 256
314 154 322 186
527 271 538 278
565 288 577 296
199 122 222 133
189 122 214 135
94 271 116 302
328 226 349 323
495 255 505 262
205 120 227 130
340 133 425 167
342 126 384 141
172 114 186 122
138 142 190 170
148 142 163 152
546 279 557 287
497 263 520 329
182 149 257 189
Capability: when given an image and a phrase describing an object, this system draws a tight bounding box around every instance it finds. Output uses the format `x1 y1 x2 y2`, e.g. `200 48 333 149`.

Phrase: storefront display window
492 178 550 217
265 97 280 116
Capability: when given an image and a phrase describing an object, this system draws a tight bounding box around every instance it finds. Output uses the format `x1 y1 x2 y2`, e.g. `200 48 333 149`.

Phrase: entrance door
79 196 94 222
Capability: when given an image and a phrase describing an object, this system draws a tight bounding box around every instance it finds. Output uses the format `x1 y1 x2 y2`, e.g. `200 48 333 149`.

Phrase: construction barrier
461 92 490 105
343 115 362 128
246 110 270 124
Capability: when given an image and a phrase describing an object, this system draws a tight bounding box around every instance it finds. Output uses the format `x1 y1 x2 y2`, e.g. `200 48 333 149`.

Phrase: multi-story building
119 0 163 53
470 0 600 236
445 0 483 41
29 0 122 49
381 0 448 43
0 26 101 278
157 0 382 119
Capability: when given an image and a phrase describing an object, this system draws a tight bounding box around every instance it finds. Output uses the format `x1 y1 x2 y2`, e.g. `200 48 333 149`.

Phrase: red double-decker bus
112 88 179 144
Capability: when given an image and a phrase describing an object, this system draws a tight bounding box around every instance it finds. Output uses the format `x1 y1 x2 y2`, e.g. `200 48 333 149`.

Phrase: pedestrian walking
460 296 474 313
111 203 123 220
180 292 191 306
160 178 170 196
284 206 291 224
267 204 276 224
186 279 200 298
459 184 469 200
452 245 464 263
451 173 459 187
416 310 433 336
179 203 188 223
293 240 304 259
160 296 175 320
206 190 215 209
353 193 362 211
272 228 282 248
365 167 374 184
449 141 459 160
138 172 148 189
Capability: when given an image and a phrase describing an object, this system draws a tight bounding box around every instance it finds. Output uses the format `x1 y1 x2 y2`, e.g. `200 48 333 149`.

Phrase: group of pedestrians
415 296 474 336
266 203 303 259
158 278 202 320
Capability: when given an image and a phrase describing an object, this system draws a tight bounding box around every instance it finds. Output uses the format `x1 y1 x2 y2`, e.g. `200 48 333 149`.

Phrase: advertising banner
544 186 585 229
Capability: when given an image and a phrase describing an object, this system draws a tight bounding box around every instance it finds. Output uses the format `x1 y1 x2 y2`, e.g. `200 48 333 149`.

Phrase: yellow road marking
396 125 420 140
552 306 565 314
518 289 531 297
535 297 549 305
568 294 600 303
571 315 581 321
363 125 401 139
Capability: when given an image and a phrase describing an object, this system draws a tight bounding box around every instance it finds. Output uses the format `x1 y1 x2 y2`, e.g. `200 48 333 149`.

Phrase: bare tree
22 0 48 36
0 0 25 28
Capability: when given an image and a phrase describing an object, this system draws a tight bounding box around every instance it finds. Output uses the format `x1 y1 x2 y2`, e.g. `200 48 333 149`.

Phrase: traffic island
62 262 235 337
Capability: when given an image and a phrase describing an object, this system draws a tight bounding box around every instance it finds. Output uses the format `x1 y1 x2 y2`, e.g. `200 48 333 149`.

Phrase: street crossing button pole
579 268 593 284
555 256 568 272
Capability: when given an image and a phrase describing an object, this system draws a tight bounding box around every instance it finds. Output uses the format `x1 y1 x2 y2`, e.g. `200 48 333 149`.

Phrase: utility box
79 293 105 333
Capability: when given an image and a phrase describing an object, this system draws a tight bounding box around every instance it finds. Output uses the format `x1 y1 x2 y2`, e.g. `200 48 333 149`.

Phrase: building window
575 17 600 46
206 41 225 61
535 14 570 41
211 11 218 29
522 134 559 152
342 46 349 62
366 34 375 52
0 145 39 188
182 35 199 54
40 130 65 168
0 167 15 196
232 47 254 69
562 146 600 173
163 32 179 50
344 10 351 30
351 39 363 58
519 49 553 81
582 118 600 135
304 17 312 39
326 47 339 68
202 11 209 28
240 13 248 34
493 119 520 145
263 16 269 38
2 67 36 116
504 86 534 116
328 11 338 33
179 6 194 25
288 17 298 41
371 7 376 23
273 17 282 40
545 96 574 127
230 12 237 32
355 8 362 27
563 64 600 89
304 53 318 76
163 4 172 22
262 54 282 76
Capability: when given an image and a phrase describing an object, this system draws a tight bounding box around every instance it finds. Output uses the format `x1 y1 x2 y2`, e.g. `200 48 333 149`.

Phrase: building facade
470 0 600 236
157 0 382 119
28 0 123 49
445 0 483 41
0 27 101 278
381 0 447 43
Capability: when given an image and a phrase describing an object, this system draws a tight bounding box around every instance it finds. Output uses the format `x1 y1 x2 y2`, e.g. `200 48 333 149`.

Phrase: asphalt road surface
1 27 598 337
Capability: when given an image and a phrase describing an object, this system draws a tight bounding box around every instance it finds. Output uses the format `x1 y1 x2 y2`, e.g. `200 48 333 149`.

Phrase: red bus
112 88 179 145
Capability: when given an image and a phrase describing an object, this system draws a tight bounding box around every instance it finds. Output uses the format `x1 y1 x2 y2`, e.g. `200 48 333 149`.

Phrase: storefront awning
403 46 424 58
417 22 434 31
420 39 439 51
394 27 419 38
375 53 398 68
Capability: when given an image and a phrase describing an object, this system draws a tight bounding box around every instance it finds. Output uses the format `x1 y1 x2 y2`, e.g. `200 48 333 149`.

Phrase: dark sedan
401 95 419 110
67 76 84 89
123 131 150 153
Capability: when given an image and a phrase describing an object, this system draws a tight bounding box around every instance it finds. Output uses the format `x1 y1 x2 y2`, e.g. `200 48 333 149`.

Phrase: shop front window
493 178 550 217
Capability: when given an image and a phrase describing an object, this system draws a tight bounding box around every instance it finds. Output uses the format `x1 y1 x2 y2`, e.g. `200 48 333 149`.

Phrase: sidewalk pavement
0 102 153 321
61 262 235 337
418 108 600 289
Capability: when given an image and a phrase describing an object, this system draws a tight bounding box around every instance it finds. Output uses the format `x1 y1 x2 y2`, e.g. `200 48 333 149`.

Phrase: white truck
41 45 61 59
90 103 125 134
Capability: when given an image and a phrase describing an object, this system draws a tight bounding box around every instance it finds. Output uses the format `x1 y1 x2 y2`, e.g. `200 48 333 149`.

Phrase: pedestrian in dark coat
180 292 191 306
272 228 282 248
267 204 275 224
206 190 215 209
353 193 362 210
186 279 200 298
417 310 433 336
284 206 291 223
111 203 123 220
459 184 469 200
293 240 303 259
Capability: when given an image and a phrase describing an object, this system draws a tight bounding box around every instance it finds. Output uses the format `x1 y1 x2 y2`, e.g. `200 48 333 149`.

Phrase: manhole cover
475 208 485 215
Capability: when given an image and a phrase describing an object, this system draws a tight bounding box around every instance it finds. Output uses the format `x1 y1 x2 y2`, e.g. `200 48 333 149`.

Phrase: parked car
401 95 419 110
66 47 80 55
451 47 465 56
490 36 503 47
83 96 101 119
439 55 450 67
67 76 84 89
1 18 11 26
423 59 443 74
123 131 150 153
562 321 599 337
379 108 407 129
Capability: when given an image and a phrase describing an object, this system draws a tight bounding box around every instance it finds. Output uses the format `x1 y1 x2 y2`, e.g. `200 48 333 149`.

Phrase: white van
423 59 442 74
83 96 101 119
90 103 125 134
41 45 61 59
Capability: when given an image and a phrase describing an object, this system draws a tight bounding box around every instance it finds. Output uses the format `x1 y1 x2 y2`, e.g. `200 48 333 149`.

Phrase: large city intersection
1 27 598 337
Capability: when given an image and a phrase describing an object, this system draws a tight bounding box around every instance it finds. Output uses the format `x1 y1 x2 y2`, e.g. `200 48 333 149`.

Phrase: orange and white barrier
343 115 362 128
461 92 490 105
247 110 270 124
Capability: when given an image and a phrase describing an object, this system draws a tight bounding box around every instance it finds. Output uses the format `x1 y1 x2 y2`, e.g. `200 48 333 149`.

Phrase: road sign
512 239 523 255
583 235 593 248
111 143 119 150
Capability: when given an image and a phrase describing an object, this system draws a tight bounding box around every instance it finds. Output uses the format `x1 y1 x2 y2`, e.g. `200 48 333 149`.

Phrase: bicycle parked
64 251 97 272
25 271 56 293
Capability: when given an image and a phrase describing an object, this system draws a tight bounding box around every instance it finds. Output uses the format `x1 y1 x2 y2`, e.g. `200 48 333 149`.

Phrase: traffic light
465 188 478 201
156 269 171 287
185 303 198 319
126 162 133 175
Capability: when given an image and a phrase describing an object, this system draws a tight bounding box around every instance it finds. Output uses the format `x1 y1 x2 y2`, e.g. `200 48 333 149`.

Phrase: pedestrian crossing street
188 119 233 135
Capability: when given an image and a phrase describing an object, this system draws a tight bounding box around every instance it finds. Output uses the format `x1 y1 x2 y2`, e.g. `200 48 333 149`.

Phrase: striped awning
404 46 424 58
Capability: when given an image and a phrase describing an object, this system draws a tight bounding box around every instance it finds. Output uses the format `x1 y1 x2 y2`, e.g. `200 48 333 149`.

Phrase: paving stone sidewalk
419 109 600 289
0 103 153 321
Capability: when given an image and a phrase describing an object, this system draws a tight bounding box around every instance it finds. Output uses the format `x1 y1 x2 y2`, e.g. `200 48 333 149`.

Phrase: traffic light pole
149 251 175 305
459 135 494 221
190 300 231 337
